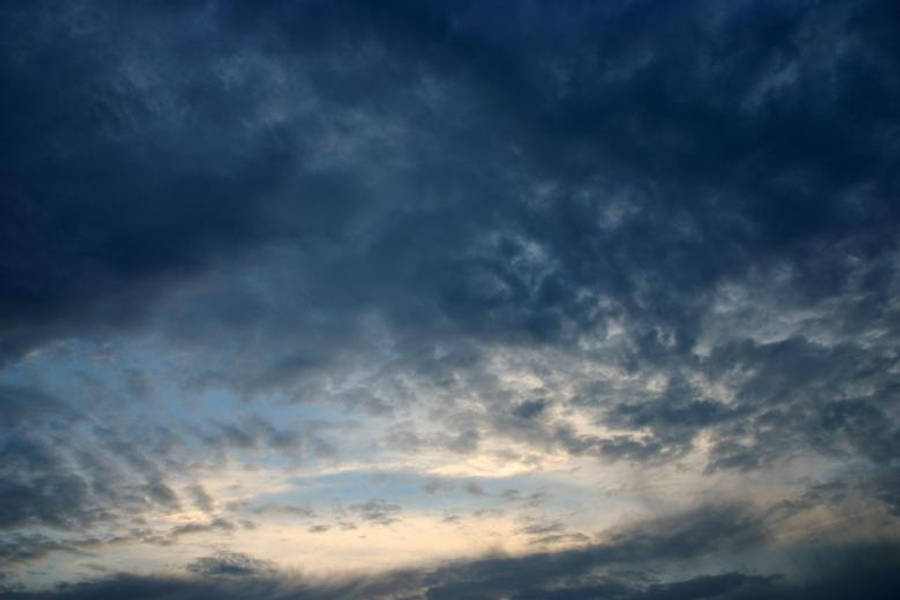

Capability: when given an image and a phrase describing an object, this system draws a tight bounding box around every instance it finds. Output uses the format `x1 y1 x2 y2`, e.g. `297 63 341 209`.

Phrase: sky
2 1 900 598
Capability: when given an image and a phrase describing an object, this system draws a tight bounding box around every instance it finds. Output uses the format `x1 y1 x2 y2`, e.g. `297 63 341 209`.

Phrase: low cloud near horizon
3 1 900 598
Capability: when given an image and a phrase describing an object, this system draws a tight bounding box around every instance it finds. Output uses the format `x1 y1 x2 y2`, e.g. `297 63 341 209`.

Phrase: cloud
2 0 895 370
187 484 214 514
168 518 236 539
186 551 275 578
0 436 103 531
4 524 899 599
511 399 548 420
2 0 900 593
0 535 86 566
462 483 488 497
347 500 402 526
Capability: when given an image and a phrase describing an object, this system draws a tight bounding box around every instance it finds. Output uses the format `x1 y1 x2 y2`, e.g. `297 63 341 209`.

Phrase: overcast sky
2 1 900 598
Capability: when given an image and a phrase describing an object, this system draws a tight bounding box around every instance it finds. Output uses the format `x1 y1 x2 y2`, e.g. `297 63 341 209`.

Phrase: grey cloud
186 484 214 514
517 521 565 537
500 489 521 501
521 491 548 508
0 405 208 555
201 416 336 462
462 483 487 497
243 504 316 519
697 337 900 472
875 469 900 516
424 480 454 496
142 480 179 511
347 500 402 526
168 518 236 539
511 399 548 420
0 535 78 566
0 436 103 531
186 551 275 579
0 386 77 430
527 532 591 547
384 422 482 456
473 509 505 519
0 565 888 600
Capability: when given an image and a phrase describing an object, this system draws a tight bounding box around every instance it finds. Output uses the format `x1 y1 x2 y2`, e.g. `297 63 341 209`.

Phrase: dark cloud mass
2 0 900 596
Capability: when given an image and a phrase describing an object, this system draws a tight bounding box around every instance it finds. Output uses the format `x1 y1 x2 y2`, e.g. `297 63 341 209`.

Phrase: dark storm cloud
2 0 897 362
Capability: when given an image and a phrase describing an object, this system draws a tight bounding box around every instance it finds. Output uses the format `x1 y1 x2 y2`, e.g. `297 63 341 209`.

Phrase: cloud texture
2 0 900 597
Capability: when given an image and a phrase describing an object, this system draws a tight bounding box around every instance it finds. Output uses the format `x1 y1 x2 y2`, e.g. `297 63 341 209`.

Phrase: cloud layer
2 0 900 596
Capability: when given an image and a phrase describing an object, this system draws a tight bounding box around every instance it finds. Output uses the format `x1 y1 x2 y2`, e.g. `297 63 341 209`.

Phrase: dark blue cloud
2 0 897 356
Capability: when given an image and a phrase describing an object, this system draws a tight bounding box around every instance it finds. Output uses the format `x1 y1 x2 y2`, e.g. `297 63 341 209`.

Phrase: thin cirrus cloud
2 0 900 598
